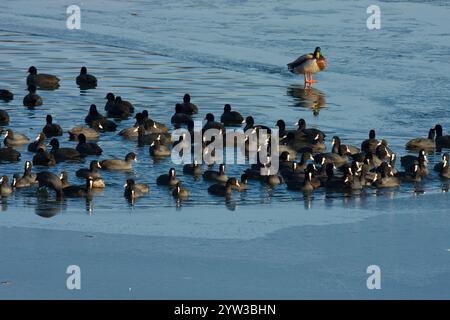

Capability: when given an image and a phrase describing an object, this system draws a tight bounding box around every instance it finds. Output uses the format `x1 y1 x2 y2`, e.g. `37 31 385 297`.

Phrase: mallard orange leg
310 72 317 84
304 73 313 86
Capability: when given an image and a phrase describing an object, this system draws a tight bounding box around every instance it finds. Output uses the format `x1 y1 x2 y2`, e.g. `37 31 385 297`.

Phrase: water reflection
38 84 60 91
442 182 449 192
175 197 190 209
287 85 326 116
35 198 66 218
0 197 8 211
303 195 313 209
85 199 94 214
78 84 97 92
225 198 237 211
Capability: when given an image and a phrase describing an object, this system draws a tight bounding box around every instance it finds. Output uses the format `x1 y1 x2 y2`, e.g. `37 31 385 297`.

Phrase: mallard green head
314 47 321 59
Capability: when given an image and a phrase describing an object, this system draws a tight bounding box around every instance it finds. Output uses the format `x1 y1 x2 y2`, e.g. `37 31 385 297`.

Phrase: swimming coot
203 113 225 133
137 125 168 146
262 168 284 187
23 85 43 107
69 121 102 140
286 163 320 190
100 152 136 171
276 119 294 141
372 171 400 189
208 178 239 197
104 93 134 113
0 109 10 125
220 104 244 126
396 161 421 183
361 129 380 154
11 161 37 188
405 128 435 151
141 110 168 133
27 66 60 89
435 124 450 148
28 132 47 152
85 105 117 131
49 138 82 162
171 104 193 125
156 168 179 186
117 95 134 113
183 161 202 176
76 67 97 89
149 136 171 157
76 134 103 156
0 89 13 102
42 114 63 137
76 160 105 188
36 171 63 197
180 93 198 115
375 140 394 161
59 171 70 188
63 177 94 198
233 174 249 191
293 118 326 142
32 148 56 166
172 182 189 199
0 176 12 197
124 179 148 200
104 93 116 112
203 164 228 183
433 153 449 179
115 96 134 113
107 96 130 119
4 129 29 147
85 104 104 124
314 136 349 168
243 116 271 134
401 149 428 176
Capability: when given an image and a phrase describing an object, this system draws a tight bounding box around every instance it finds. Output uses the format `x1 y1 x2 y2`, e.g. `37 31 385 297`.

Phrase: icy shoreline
1 199 449 299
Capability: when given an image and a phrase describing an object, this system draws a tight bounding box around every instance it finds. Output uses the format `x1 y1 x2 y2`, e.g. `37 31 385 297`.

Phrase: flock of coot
0 66 449 205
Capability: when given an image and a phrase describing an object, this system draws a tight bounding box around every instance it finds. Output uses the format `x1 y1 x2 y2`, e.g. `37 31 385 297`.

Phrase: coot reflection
35 198 66 218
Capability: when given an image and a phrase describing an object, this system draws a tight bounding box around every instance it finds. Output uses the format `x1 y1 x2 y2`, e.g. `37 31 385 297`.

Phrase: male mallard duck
287 47 327 85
